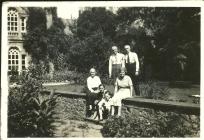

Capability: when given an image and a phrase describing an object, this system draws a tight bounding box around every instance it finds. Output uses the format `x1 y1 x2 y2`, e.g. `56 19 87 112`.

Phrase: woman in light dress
111 67 133 116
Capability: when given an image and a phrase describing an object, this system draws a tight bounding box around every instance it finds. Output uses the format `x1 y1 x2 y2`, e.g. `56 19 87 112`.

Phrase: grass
44 83 200 104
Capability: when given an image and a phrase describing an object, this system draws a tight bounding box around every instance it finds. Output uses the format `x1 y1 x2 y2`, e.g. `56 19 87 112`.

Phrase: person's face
119 70 125 78
124 46 131 53
105 93 111 100
112 48 118 54
90 70 96 77
99 86 105 92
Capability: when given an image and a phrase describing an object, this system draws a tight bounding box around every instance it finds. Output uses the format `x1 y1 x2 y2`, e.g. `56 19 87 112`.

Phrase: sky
56 5 118 19
57 5 80 19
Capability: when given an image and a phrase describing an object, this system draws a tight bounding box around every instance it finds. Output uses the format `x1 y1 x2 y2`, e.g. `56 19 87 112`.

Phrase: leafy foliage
139 81 170 100
70 34 113 73
56 97 86 121
8 69 20 83
24 7 72 71
23 7 200 82
101 111 200 137
69 8 116 73
8 67 59 137
116 7 200 82
77 8 117 40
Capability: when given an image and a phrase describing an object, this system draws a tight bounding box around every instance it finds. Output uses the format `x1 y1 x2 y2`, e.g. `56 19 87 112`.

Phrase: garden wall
42 90 200 137
42 90 86 121
121 98 200 137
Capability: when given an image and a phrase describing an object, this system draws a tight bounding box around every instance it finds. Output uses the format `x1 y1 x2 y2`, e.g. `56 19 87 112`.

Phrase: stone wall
42 90 200 137
42 90 86 121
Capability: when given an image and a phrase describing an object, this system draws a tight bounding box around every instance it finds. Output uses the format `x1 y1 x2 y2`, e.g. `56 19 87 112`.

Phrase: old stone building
7 7 55 74
7 7 30 74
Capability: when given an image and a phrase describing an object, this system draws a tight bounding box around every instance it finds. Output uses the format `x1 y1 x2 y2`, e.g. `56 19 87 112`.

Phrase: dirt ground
54 119 103 137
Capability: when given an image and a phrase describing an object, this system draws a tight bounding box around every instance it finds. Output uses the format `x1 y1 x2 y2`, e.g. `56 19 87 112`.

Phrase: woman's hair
99 84 105 88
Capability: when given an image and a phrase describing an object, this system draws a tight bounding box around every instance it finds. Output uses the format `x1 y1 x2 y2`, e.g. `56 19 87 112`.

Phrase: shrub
41 69 88 84
8 68 59 137
100 74 115 85
101 111 199 137
139 81 170 100
8 69 20 84
56 97 86 121
40 69 113 85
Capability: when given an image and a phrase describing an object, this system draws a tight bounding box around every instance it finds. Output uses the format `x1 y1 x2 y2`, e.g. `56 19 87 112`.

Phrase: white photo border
1 1 203 139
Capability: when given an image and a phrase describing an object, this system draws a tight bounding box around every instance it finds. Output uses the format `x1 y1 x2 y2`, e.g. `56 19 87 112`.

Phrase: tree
24 8 47 62
24 7 72 73
116 7 200 82
77 8 117 40
69 8 117 73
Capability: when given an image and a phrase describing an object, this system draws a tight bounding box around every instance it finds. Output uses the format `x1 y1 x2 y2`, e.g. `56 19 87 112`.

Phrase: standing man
124 45 140 96
109 46 125 81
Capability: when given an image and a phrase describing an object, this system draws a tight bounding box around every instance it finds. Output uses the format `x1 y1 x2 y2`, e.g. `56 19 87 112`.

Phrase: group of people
86 44 140 122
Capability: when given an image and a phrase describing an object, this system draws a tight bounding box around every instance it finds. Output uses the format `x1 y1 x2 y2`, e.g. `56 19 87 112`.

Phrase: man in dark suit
124 45 140 96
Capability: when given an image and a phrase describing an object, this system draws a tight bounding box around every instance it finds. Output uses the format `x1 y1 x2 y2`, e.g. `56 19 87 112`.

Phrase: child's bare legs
91 111 98 119
90 100 99 119
118 106 121 116
89 105 92 110
111 106 121 116
111 106 115 116
98 106 103 120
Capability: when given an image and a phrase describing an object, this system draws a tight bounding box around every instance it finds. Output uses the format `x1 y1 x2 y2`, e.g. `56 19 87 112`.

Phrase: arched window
8 9 18 32
8 49 19 71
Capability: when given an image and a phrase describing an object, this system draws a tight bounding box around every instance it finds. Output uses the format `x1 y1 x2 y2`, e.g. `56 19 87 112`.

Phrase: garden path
54 119 103 137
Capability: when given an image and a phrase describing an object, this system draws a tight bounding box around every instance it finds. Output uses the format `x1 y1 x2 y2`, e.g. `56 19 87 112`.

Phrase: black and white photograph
1 1 203 138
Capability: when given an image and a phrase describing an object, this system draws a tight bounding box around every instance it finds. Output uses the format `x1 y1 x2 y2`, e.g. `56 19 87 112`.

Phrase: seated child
95 84 107 104
98 90 113 121
89 84 107 119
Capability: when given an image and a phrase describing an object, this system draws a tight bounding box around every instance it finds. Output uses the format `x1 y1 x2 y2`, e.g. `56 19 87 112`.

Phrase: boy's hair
99 84 105 88
104 90 113 98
